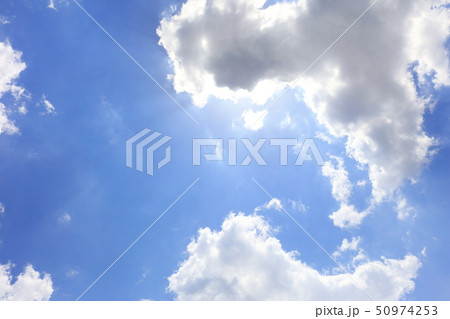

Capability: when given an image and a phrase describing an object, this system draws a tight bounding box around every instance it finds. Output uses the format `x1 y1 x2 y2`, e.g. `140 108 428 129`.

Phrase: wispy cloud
241 109 267 131
66 269 79 278
280 113 296 130
39 95 56 115
0 15 10 24
58 212 71 224
289 199 307 213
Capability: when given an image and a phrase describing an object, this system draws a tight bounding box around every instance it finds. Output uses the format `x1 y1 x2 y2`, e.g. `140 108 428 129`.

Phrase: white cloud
168 213 421 300
47 0 56 10
48 0 57 10
257 198 307 214
158 0 449 205
315 132 333 144
420 247 427 257
289 199 307 213
0 16 10 24
47 0 69 11
255 198 283 213
322 157 352 203
329 204 368 229
47 0 68 11
395 194 415 220
17 104 27 115
241 109 267 131
39 95 56 115
66 269 79 278
322 157 369 228
280 113 295 130
0 103 18 135
357 180 367 187
0 41 26 97
58 212 71 224
0 203 4 215
338 237 361 253
157 0 302 107
0 41 27 135
333 237 362 258
264 198 282 212
0 263 54 301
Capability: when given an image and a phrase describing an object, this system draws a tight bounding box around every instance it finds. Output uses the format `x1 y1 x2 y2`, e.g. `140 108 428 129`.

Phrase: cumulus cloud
157 0 305 106
322 156 369 228
0 41 27 135
329 204 368 229
0 203 4 215
333 237 362 258
168 213 421 301
157 0 449 206
0 263 54 301
339 237 361 253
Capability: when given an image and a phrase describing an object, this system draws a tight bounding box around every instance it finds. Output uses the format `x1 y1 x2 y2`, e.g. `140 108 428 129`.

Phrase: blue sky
0 0 449 301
